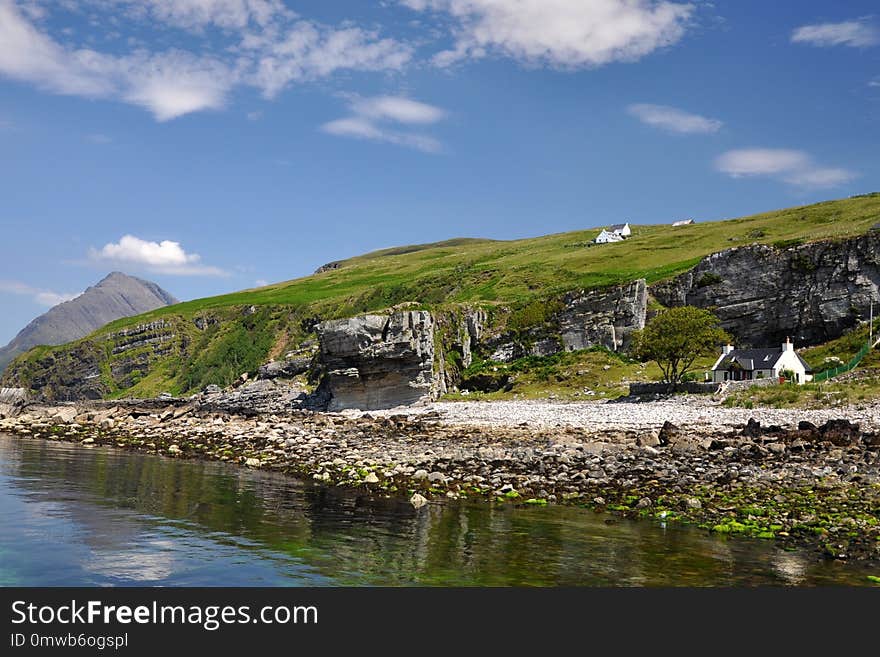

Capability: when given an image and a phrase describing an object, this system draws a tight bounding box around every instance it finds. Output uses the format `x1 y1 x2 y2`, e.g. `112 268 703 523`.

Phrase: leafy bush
696 272 723 288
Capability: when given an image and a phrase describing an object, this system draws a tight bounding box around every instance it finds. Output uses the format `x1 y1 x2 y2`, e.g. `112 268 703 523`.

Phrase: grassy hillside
6 192 880 399
102 192 880 330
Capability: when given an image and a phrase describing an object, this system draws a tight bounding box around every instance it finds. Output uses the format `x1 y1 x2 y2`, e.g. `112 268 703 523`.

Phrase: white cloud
400 0 694 68
254 279 268 287
715 149 810 177
781 167 856 188
0 1 412 121
119 50 236 121
869 78 880 88
88 235 227 276
0 280 80 307
351 95 448 124
103 0 292 31
627 103 721 134
321 95 446 153
792 20 879 48
246 23 412 98
715 148 857 189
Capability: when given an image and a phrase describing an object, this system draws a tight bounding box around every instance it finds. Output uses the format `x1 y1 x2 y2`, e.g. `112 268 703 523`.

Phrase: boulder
258 358 311 380
315 311 439 411
657 421 680 446
818 419 860 447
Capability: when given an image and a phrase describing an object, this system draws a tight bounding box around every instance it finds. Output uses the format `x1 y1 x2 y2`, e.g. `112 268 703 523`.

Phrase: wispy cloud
869 78 880 88
350 96 448 124
0 280 80 307
88 235 227 276
254 279 268 287
791 19 879 48
321 95 447 153
715 148 857 189
0 0 412 121
85 132 112 144
400 0 694 68
627 103 722 134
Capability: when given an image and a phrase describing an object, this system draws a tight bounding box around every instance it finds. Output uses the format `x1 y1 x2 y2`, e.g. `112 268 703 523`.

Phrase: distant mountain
0 272 178 372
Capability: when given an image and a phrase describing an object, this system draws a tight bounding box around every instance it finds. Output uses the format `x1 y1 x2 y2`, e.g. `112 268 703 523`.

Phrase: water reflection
0 434 871 586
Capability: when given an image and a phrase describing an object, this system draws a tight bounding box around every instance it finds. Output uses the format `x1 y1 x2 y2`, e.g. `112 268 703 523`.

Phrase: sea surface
0 433 873 586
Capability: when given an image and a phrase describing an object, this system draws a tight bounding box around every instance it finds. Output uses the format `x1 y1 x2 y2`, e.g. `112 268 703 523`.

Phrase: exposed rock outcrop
258 358 311 380
651 234 880 347
0 387 27 418
0 272 177 373
315 311 438 410
560 279 648 352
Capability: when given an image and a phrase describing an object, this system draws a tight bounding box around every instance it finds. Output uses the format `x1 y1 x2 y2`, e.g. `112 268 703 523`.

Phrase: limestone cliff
315 311 438 411
478 279 648 363
651 233 880 347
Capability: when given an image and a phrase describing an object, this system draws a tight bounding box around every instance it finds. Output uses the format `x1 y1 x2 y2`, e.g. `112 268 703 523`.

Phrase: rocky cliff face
479 279 648 363
651 234 880 347
315 311 438 411
0 272 177 373
560 279 648 352
9 233 880 407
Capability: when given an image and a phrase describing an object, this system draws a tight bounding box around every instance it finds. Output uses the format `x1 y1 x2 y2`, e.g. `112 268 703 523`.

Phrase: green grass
99 193 880 331
449 347 718 401
722 319 880 409
801 319 880 373
7 193 880 398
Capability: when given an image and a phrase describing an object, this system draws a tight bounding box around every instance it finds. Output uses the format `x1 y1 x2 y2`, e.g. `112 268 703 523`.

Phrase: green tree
633 306 730 388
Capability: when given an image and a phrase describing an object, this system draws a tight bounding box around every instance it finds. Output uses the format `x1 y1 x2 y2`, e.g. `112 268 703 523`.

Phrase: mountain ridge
0 272 178 372
3 193 880 400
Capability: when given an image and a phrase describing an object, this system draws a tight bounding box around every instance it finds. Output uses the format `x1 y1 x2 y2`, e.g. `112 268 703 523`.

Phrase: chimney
722 344 735 355
783 336 794 352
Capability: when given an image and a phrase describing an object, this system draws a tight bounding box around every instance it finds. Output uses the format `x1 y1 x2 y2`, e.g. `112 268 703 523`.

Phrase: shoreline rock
1 397 878 564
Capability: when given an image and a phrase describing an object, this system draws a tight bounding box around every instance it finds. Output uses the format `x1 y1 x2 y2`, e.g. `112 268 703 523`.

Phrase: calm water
0 433 873 586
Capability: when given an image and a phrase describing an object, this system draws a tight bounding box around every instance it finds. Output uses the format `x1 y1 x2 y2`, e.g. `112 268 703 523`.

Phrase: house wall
711 368 774 383
595 232 622 244
773 350 809 383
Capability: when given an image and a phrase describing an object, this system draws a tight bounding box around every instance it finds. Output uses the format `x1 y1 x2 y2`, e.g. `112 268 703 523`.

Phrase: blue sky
1 0 879 344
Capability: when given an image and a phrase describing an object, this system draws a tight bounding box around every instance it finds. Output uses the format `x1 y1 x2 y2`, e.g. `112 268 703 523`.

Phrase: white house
710 338 813 384
609 222 631 237
672 219 695 227
594 229 624 244
594 222 630 244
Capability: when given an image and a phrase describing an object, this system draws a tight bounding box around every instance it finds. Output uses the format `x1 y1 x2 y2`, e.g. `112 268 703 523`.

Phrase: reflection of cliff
0 435 839 586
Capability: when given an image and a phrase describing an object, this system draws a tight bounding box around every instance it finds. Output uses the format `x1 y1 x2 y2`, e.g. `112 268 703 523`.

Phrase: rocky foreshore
1 397 878 564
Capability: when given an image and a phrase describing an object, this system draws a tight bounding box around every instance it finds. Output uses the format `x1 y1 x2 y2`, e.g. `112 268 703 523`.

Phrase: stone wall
316 311 438 411
628 382 720 396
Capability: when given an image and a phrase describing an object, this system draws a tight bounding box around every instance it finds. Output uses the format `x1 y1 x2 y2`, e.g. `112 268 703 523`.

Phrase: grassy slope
99 192 880 331
8 193 880 399
723 319 880 409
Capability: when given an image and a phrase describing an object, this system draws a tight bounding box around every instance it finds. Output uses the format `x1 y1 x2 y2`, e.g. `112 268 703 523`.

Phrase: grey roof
795 353 814 373
609 223 628 231
713 347 813 373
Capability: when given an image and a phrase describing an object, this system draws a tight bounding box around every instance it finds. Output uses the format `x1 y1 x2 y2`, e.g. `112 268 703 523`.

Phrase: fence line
813 341 872 382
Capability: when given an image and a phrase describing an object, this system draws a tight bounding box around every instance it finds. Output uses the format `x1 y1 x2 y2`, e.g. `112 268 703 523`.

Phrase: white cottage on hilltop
594 222 631 244
710 338 813 384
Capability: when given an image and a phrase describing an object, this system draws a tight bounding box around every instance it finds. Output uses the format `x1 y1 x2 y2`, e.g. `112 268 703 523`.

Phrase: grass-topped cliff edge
5 192 880 399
